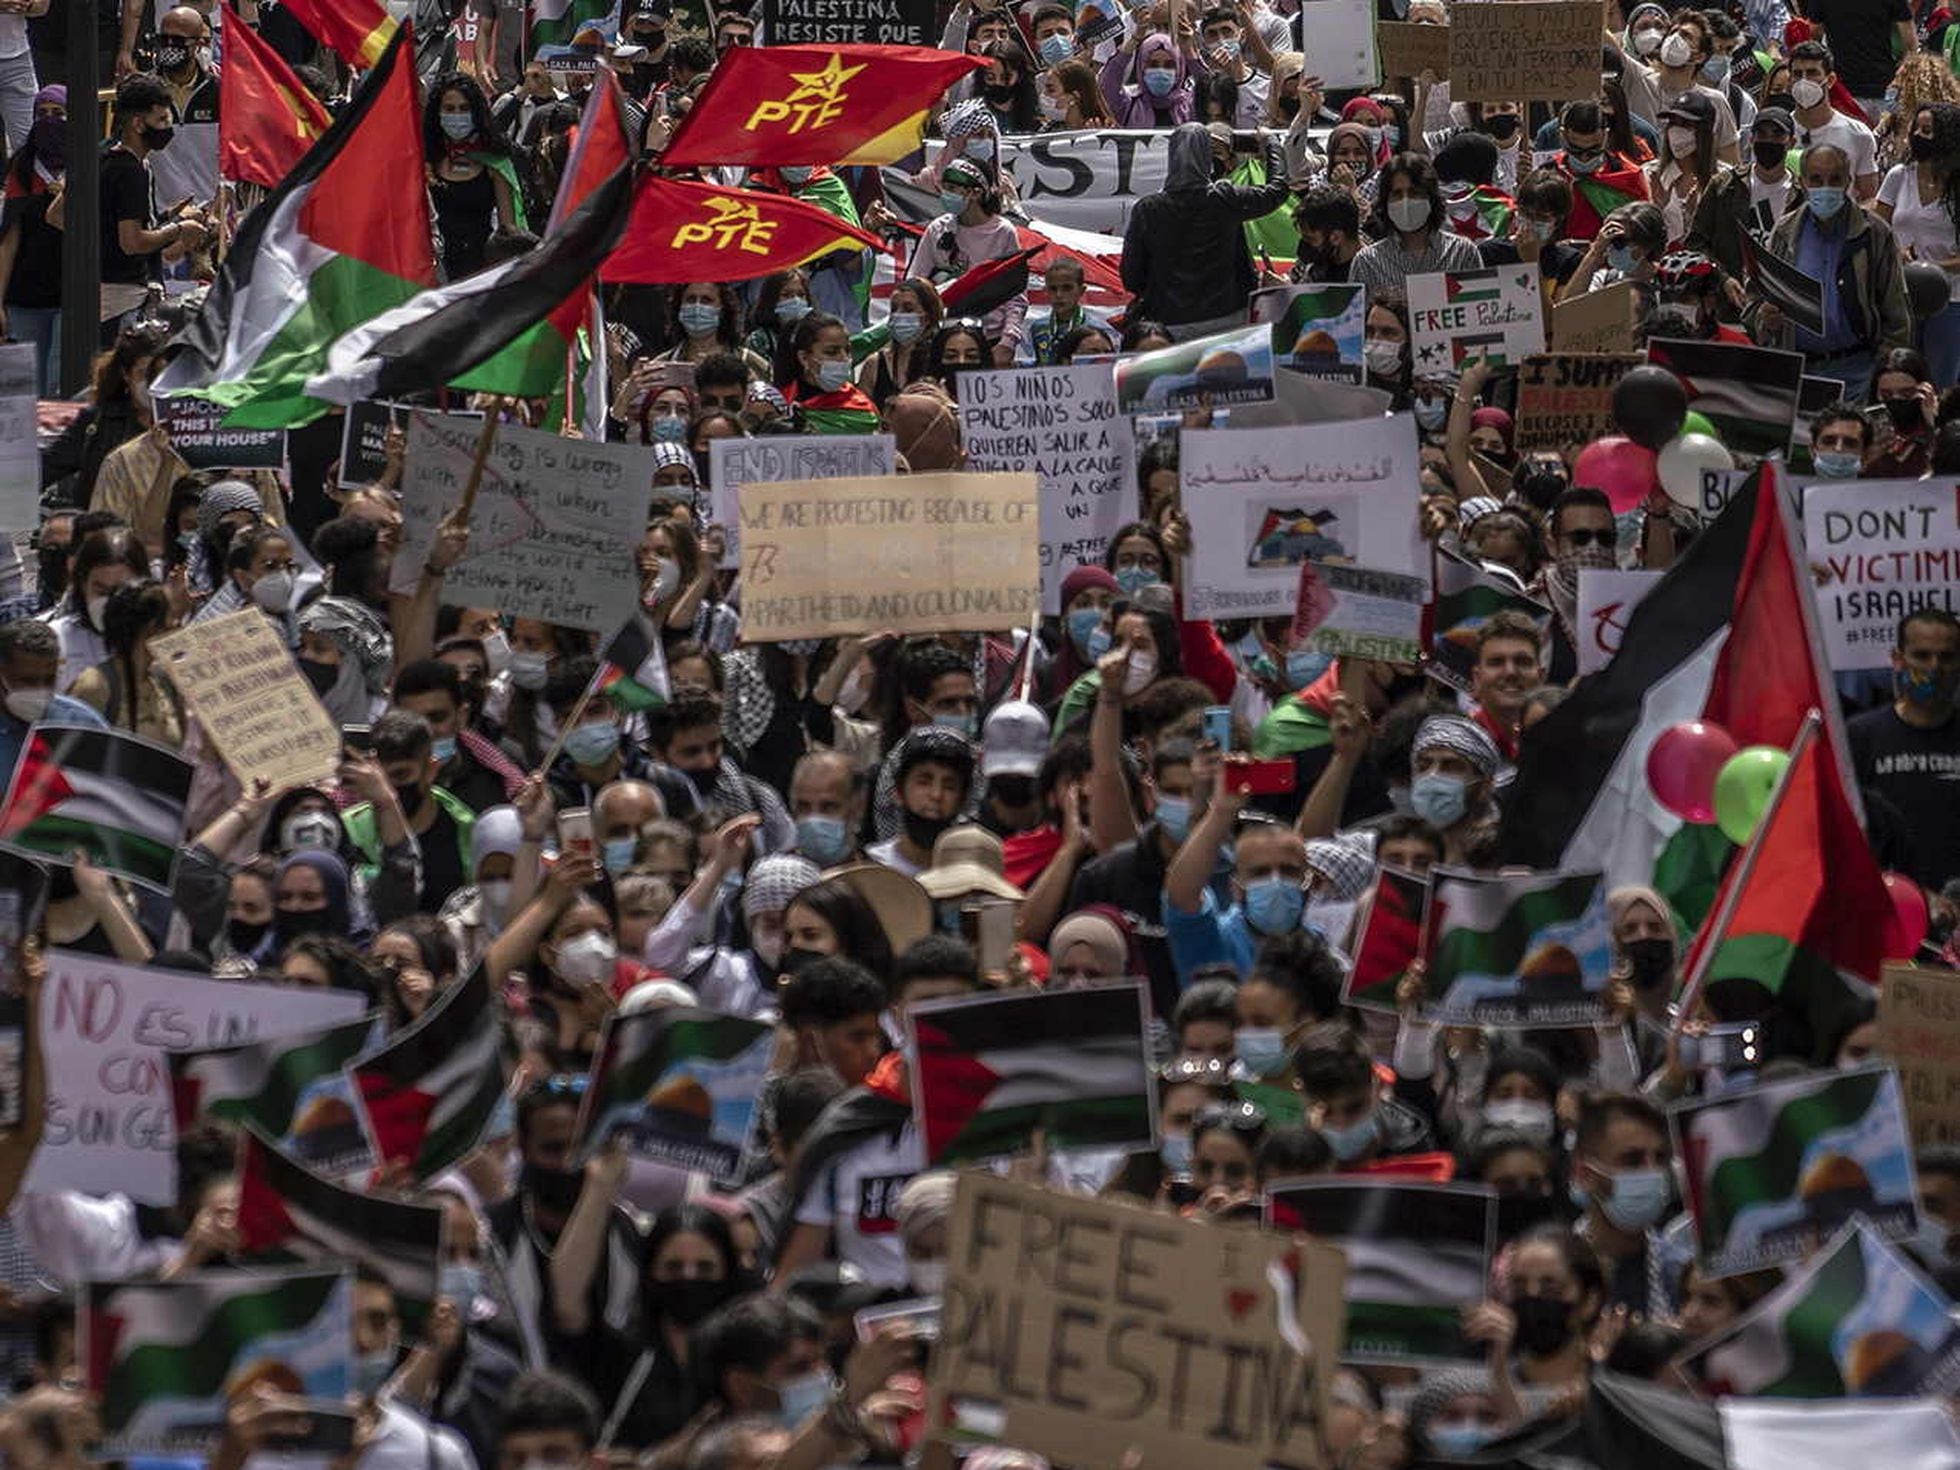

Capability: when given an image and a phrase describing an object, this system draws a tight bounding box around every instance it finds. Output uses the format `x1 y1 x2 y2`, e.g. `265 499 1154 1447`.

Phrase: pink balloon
1882 871 1930 962
1646 720 1741 823
1573 435 1660 516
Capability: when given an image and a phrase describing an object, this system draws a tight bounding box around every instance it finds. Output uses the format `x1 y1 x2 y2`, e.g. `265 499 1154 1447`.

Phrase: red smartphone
1225 757 1296 797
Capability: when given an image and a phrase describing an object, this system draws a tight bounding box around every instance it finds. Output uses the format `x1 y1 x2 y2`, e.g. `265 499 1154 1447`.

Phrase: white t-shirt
1800 112 1879 183
865 837 927 877
793 1118 925 1287
1746 169 1796 234
1877 163 1960 298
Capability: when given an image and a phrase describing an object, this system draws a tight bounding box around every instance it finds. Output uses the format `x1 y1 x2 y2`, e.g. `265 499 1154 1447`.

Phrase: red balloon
1646 720 1740 823
1881 871 1930 962
1573 435 1659 516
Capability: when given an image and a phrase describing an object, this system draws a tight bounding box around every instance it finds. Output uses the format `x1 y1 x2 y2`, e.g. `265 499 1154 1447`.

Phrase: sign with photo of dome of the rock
1417 867 1613 1027
1672 1065 1919 1279
1112 321 1275 414
576 1006 774 1187
1250 284 1367 384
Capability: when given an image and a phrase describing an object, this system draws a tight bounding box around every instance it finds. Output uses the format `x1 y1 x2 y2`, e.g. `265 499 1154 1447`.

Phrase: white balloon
1656 431 1735 512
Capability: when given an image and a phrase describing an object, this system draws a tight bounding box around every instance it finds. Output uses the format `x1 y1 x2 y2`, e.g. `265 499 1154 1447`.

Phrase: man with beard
1531 487 1620 684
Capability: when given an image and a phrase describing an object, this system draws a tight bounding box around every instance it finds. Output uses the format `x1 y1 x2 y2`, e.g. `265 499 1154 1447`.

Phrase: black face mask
988 774 1037 809
1765 91 1797 114
274 907 331 945
1495 1188 1565 1241
1485 114 1521 141
154 41 192 71
521 1161 584 1214
682 763 719 796
1279 95 1300 118
903 809 955 851
227 917 270 953
643 1275 733 1327
1882 395 1925 433
142 122 175 150
298 657 340 697
391 781 426 815
1911 132 1940 162
779 945 826 978
1517 464 1570 510
1511 1293 1576 1356
37 545 68 603
1753 138 1790 168
1624 937 1675 990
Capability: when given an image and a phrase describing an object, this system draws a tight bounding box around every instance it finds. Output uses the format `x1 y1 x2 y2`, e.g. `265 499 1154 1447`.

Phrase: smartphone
557 808 594 862
1202 704 1233 752
1165 1175 1203 1208
962 899 1017 974
340 723 374 756
266 1402 360 1455
1224 756 1296 797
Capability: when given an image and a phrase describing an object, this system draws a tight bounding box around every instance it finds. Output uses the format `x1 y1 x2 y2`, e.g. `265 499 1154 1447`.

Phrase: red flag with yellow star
218 3 333 188
659 43 985 168
600 176 883 284
274 0 397 68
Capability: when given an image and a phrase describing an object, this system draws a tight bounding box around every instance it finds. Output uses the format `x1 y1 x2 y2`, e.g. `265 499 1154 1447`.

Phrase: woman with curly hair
1874 53 1960 172
1875 101 1960 383
423 72 521 282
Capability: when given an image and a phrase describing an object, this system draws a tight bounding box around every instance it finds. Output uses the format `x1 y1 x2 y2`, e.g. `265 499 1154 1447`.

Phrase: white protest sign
29 951 368 1202
1179 415 1427 619
1698 467 1750 523
1296 0 1377 88
961 363 1136 614
1803 478 1960 671
1575 568 1664 673
393 413 647 632
1409 264 1546 375
0 344 34 532
709 434 895 568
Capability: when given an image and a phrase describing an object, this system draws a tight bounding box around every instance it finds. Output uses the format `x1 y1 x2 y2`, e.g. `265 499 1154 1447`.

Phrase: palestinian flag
1427 547 1552 692
783 1050 912 1226
1681 712 1892 1064
908 983 1154 1165
1686 1222 1960 1398
237 1128 444 1319
1646 338 1806 459
275 0 396 66
1424 868 1612 1026
1496 467 1847 933
661 45 987 169
598 610 670 713
1265 1181 1493 1364
86 1269 353 1456
218 3 332 189
529 0 614 50
1566 157 1648 240
601 177 884 286
0 725 192 891
576 1006 773 1185
172 1015 379 1172
351 968 506 1182
1342 867 1429 1012
1444 270 1505 304
153 28 436 429
1674 1065 1916 1277
306 75 635 406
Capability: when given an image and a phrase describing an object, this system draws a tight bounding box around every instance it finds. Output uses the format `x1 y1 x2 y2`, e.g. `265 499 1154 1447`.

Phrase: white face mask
553 930 618 985
85 593 109 629
2 684 52 723
649 556 681 605
508 649 550 691
1658 31 1693 67
250 569 296 613
836 665 871 715
1483 1097 1556 1143
1791 77 1826 109
1666 125 1698 157
480 628 512 678
1387 195 1431 233
1363 338 1404 377
1121 650 1156 695
478 878 513 923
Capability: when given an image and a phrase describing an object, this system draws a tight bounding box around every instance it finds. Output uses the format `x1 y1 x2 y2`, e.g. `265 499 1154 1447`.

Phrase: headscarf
1304 837 1375 903
33 84 64 110
1607 885 1677 939
1469 406 1514 454
471 804 524 879
1266 52 1305 129
887 383 963 471
1413 715 1501 779
1324 122 1379 178
1405 1369 1498 1451
929 98 1006 192
895 1170 958 1239
1340 96 1392 167
1105 34 1191 128
648 441 698 486
743 853 820 921
1047 910 1129 977
746 380 790 418
196 478 264 542
1051 564 1118 688
298 596 393 719
275 849 359 944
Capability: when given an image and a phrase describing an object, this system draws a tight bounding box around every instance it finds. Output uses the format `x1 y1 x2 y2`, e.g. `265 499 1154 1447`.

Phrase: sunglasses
1563 528 1615 548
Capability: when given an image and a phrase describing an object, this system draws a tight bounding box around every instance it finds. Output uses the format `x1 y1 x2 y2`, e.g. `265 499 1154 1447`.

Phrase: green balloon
1712 745 1790 845
1682 411 1717 439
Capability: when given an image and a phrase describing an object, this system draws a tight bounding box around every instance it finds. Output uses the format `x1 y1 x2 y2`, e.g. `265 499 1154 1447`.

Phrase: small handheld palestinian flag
237 1128 443 1323
350 968 507 1183
908 982 1155 1166
0 725 192 891
598 610 670 713
171 1015 382 1177
577 1005 773 1186
1342 866 1430 1013
84 1268 353 1456
1422 866 1612 1027
1264 1179 1494 1365
1683 1221 1960 1399
1673 1064 1918 1278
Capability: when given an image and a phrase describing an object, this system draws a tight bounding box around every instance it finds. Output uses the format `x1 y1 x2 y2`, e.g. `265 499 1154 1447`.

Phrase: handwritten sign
930 1173 1345 1470
962 363 1136 614
1409 264 1544 375
28 951 367 1202
1449 0 1604 102
1575 568 1664 674
1515 354 1643 453
158 395 286 471
1552 280 1637 353
150 611 341 790
709 433 895 568
1802 478 1960 671
393 412 646 632
1180 416 1427 619
0 344 34 532
1879 963 1960 1148
1378 20 1451 80
1294 563 1427 663
738 472 1040 640
763 0 935 44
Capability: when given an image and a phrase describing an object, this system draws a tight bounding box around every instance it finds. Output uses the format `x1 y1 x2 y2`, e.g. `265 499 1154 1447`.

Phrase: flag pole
562 338 577 436
1014 602 1041 703
457 399 505 522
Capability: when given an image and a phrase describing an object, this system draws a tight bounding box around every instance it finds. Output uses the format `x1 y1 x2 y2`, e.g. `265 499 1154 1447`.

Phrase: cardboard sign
1574 568 1663 673
149 610 342 790
1802 478 1960 672
393 411 647 632
709 433 896 568
1552 280 1637 353
930 1173 1345 1470
762 0 935 45
1878 963 1960 1148
961 363 1137 614
158 395 287 471
1180 416 1427 619
0 343 34 532
1449 0 1604 102
1409 264 1545 375
1114 321 1275 414
1252 284 1368 384
1514 353 1642 452
1378 20 1451 80
738 471 1040 639
1293 563 1427 664
27 950 367 1202
1295 0 1377 88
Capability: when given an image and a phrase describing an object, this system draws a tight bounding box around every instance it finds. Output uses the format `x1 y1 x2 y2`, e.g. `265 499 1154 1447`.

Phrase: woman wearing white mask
856 277 944 409
43 526 147 694
68 579 183 746
439 802 531 978
487 838 625 1070
423 73 519 283
1645 91 1717 246
1347 152 1484 308
496 617 587 770
1362 299 1413 406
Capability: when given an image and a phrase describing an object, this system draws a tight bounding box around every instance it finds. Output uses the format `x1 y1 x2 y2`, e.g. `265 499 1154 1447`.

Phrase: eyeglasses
1563 528 1615 548
1194 1099 1269 1133
524 1074 588 1101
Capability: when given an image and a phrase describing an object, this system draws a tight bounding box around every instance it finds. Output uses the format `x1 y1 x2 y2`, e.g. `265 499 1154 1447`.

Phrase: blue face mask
1607 243 1638 274
1414 397 1449 431
1067 606 1104 658
1142 67 1176 97
1161 1129 1193 1172
1807 185 1848 221
814 357 853 392
940 189 970 215
933 711 978 738
1039 32 1072 64
651 413 687 442
1242 875 1305 936
1155 793 1192 843
1896 667 1956 706
776 296 812 324
354 1347 396 1398
796 813 853 866
431 734 458 764
772 1369 832 1430
1234 1026 1288 1077
678 302 721 337
1114 564 1156 594
1598 1166 1672 1231
1427 1422 1496 1459
965 136 997 160
1320 1108 1378 1162
1700 52 1730 84
1085 625 1113 661
563 721 621 767
601 836 637 874
1812 449 1862 478
1410 771 1469 828
439 1262 485 1306
1285 648 1333 690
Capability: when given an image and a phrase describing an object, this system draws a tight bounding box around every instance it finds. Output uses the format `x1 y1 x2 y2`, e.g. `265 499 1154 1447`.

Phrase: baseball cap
981 699 1047 778
1752 106 1796 140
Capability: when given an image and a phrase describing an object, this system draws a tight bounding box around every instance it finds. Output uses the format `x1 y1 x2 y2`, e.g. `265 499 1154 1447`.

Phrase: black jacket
1120 126 1289 328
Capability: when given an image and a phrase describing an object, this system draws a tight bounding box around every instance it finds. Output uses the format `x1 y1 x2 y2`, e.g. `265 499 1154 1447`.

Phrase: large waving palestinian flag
172 1015 381 1175
153 27 435 428
85 1268 352 1455
1265 1180 1494 1365
908 983 1154 1165
1686 1222 1960 1398
0 725 191 891
1423 867 1612 1027
350 968 506 1182
1674 1065 1917 1278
